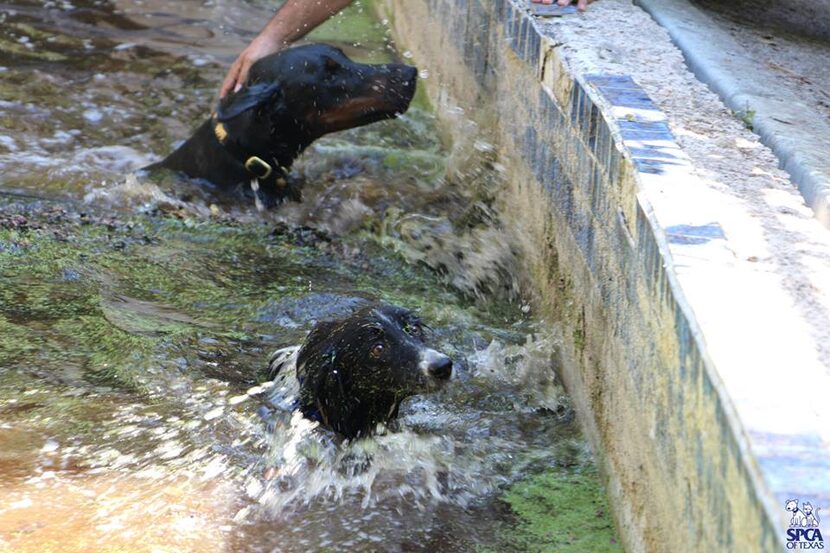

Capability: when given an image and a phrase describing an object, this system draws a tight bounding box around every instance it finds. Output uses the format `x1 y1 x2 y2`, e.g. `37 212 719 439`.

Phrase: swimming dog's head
150 44 417 206
217 44 417 151
294 304 452 439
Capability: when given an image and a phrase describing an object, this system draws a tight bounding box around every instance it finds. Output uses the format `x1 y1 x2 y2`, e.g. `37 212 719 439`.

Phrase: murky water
0 1 619 551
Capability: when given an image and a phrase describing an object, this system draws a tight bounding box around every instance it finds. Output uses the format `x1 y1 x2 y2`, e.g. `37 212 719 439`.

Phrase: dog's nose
385 64 417 86
427 355 453 380
401 65 418 84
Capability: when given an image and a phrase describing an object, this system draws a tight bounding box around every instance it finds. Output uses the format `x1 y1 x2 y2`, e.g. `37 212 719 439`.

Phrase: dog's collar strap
211 113 288 190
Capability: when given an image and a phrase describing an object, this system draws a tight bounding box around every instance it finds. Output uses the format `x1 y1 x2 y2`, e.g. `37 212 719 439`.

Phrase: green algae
493 466 622 553
0 3 622 549
307 0 394 64
0 203 480 394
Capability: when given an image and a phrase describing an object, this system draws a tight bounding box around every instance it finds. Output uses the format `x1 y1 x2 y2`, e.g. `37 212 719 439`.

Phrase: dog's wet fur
269 304 453 439
146 44 417 207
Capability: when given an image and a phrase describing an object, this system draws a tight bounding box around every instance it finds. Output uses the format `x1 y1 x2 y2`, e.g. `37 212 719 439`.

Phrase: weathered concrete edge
376 0 787 550
635 0 830 228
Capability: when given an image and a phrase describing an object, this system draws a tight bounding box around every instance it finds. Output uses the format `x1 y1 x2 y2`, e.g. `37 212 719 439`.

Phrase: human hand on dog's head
220 32 283 99
219 0 356 98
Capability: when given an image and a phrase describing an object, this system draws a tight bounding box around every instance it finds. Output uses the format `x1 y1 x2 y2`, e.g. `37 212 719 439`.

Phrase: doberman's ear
216 81 282 121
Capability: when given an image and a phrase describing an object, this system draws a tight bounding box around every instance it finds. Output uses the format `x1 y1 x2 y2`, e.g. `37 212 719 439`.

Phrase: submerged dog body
269 304 453 439
148 44 417 206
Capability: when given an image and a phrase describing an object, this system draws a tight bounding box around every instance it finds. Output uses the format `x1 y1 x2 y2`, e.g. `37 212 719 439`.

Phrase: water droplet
204 406 224 421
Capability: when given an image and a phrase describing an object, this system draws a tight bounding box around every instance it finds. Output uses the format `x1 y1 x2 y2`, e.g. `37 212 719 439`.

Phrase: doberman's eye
324 57 341 72
370 343 385 358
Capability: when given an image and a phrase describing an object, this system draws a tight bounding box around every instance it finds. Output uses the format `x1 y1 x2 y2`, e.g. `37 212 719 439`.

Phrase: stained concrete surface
637 0 830 227
378 0 830 550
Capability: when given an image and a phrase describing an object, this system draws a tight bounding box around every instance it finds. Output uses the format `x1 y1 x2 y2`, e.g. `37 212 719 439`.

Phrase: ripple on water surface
0 0 619 551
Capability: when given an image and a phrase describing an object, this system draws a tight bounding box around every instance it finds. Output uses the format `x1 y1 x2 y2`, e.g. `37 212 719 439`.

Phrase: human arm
220 0 354 97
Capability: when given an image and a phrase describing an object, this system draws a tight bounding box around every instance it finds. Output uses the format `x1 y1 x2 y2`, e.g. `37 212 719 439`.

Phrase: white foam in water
0 135 18 152
84 173 206 217
246 414 460 516
83 109 104 123
468 334 564 411
239 332 565 522
72 145 153 174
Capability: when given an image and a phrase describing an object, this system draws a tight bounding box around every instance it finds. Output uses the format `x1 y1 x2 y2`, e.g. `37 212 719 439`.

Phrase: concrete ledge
378 0 830 551
636 0 830 228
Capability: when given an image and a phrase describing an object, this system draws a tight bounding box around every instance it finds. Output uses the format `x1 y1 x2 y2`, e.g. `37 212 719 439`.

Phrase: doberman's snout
377 64 417 99
397 65 418 86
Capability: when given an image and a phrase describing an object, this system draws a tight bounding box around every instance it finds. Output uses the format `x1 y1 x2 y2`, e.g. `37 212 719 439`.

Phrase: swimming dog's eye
370 343 385 358
404 322 424 338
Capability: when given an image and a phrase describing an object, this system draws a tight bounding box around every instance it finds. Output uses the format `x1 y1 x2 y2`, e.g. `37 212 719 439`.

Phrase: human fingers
234 58 254 93
557 0 594 10
220 57 243 98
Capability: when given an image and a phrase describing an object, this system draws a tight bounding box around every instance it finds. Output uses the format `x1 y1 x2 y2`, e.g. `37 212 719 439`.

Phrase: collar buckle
244 156 273 179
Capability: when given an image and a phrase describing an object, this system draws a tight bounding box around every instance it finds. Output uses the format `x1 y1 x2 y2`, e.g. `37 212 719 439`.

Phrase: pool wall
375 0 787 551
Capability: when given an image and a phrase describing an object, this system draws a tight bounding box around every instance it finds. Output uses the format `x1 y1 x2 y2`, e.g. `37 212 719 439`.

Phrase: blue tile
570 83 584 128
530 4 578 16
621 127 674 142
600 88 655 109
551 157 561 183
590 164 606 215
585 221 597 271
544 93 565 134
666 223 726 245
518 16 529 59
584 100 599 149
504 3 516 46
632 157 689 175
608 146 622 184
627 145 683 160
618 120 672 135
584 74 639 90
594 116 612 163
554 175 575 217
528 23 541 68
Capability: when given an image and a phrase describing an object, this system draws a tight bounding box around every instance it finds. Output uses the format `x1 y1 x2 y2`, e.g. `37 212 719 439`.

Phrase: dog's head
295 303 452 438
216 44 417 149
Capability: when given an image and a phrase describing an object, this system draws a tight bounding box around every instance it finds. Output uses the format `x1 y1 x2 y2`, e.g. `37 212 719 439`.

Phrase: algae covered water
0 1 620 551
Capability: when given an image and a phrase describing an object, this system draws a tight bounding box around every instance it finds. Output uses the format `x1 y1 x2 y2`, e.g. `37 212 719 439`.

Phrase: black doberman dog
268 304 453 439
146 44 417 207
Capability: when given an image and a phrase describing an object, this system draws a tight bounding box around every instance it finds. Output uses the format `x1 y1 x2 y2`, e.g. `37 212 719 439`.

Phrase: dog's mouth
316 65 417 133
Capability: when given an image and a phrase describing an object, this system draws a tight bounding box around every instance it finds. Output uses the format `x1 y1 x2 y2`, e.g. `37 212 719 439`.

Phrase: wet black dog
146 44 417 206
268 304 453 439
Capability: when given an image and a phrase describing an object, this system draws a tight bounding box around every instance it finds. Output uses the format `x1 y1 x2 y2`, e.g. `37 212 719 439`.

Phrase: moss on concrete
496 467 622 553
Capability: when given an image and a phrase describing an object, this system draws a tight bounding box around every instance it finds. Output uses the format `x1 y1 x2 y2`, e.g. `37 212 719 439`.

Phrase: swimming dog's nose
427 355 453 380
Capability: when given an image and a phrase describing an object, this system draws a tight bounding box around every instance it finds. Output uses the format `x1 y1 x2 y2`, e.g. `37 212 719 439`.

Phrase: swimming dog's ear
216 81 282 121
298 320 340 364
